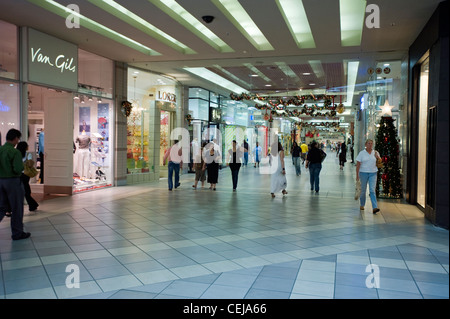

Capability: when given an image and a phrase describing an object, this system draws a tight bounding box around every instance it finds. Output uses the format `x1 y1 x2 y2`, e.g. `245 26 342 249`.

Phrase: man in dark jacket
0 129 31 240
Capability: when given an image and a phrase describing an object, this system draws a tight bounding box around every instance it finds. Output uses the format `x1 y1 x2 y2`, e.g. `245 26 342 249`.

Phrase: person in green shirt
0 128 31 240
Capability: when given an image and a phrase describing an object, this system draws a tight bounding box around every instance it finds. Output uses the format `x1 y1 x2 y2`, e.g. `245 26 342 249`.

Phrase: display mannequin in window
75 131 91 178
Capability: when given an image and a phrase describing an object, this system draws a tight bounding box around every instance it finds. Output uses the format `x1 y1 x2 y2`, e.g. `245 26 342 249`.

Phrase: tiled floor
0 153 448 299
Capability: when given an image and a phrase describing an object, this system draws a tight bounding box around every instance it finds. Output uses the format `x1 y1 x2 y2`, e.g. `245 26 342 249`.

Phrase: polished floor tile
0 155 448 299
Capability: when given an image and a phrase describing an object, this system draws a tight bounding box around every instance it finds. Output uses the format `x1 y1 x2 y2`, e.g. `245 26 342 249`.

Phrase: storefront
1 24 116 195
126 67 182 183
407 1 448 229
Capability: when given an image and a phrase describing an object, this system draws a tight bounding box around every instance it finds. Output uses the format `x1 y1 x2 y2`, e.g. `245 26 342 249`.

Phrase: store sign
0 101 11 112
157 91 176 104
27 28 78 90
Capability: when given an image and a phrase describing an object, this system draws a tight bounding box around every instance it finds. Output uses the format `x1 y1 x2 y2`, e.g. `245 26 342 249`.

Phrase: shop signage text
157 91 176 103
31 47 77 74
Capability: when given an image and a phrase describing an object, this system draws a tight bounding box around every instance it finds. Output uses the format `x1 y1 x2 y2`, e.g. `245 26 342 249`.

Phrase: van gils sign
31 47 76 74
27 28 78 90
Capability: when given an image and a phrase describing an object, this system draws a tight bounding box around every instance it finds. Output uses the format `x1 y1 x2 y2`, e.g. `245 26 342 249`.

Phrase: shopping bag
354 180 361 200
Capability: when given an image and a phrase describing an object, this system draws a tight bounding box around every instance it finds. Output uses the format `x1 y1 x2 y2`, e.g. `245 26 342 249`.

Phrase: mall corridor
0 153 448 299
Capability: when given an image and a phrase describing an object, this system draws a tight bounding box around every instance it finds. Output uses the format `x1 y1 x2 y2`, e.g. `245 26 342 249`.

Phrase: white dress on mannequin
75 131 91 178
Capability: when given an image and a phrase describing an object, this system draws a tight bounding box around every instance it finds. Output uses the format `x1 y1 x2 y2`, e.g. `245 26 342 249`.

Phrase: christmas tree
375 116 403 198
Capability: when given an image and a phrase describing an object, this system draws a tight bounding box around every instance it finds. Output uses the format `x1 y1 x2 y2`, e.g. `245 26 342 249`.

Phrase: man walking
0 129 31 240
163 140 183 191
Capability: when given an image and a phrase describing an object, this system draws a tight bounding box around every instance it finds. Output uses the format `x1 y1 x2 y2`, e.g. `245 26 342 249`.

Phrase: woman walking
203 143 221 191
356 139 381 214
291 141 301 176
227 140 245 191
270 141 287 198
305 141 322 193
339 142 347 170
192 142 207 189
16 141 39 212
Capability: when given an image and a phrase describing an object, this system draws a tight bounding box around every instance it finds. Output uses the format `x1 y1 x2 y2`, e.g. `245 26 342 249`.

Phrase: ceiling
0 0 442 108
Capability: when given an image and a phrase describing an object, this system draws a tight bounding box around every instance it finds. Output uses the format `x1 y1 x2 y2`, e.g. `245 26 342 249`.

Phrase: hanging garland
254 103 338 118
230 92 335 108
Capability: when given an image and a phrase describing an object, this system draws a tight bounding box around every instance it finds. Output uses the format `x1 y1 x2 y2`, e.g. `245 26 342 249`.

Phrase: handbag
375 151 383 169
320 149 327 163
354 180 361 200
24 159 38 178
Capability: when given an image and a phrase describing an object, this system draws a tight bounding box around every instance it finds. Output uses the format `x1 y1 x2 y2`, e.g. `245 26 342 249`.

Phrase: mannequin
75 130 91 178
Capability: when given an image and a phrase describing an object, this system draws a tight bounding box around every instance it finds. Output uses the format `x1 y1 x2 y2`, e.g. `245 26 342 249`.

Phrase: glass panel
127 102 151 174
78 49 114 98
417 57 429 208
0 20 18 80
160 110 171 166
0 80 20 145
189 87 209 99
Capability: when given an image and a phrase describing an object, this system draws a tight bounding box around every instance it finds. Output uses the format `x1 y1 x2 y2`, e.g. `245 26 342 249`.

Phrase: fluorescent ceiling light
212 0 274 51
339 0 366 46
27 0 160 55
275 0 315 49
345 60 359 106
275 62 299 80
88 0 195 54
213 65 251 88
243 63 271 82
147 0 233 53
183 67 248 94
308 60 325 78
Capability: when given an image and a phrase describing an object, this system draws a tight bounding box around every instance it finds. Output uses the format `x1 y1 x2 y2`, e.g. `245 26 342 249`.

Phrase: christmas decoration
121 101 132 117
380 99 394 116
185 114 193 125
375 116 403 199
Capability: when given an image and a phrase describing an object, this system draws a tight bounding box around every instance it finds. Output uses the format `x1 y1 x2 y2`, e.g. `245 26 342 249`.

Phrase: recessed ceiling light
265 84 272 87
250 74 259 77
309 83 315 86
303 72 311 76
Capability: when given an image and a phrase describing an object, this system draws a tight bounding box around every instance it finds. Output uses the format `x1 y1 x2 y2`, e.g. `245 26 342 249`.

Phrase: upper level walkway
0 150 448 300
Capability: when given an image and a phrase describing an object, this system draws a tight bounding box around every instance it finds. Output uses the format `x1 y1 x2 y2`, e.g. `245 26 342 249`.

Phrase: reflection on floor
1 154 448 299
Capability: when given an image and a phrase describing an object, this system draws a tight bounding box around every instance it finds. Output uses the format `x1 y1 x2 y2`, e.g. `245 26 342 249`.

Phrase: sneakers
12 232 31 240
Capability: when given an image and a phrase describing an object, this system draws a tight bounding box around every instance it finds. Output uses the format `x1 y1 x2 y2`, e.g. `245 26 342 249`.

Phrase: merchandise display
73 102 112 192
127 106 151 173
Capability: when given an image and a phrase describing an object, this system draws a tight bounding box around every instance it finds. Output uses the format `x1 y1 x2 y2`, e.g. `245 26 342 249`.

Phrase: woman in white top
356 139 381 214
270 141 288 198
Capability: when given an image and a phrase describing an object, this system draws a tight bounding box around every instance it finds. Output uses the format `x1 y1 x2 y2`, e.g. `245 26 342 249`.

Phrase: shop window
0 80 19 145
0 20 18 81
73 99 113 192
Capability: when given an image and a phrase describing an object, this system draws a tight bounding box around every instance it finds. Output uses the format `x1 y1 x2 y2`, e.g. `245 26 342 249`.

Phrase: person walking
38 129 44 184
291 141 302 176
305 141 323 193
227 140 244 191
270 141 288 198
163 140 182 191
16 141 39 212
0 129 31 240
339 142 347 170
300 141 308 165
356 139 381 214
203 143 221 190
192 142 206 189
253 142 262 168
241 139 249 166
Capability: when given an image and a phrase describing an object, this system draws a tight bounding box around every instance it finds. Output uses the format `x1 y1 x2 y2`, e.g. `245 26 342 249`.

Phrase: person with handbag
0 129 31 240
16 142 39 212
355 139 381 214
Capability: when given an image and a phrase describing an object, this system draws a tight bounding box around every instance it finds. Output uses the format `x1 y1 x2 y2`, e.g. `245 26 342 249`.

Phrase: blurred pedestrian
305 141 323 193
0 129 31 240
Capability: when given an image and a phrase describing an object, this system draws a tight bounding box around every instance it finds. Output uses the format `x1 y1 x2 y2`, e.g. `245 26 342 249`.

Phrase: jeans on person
359 172 378 209
243 152 248 166
230 167 240 190
309 163 322 192
168 161 180 190
293 156 301 175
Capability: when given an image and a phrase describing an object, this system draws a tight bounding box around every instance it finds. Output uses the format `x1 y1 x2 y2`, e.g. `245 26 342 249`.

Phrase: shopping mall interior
0 0 448 303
